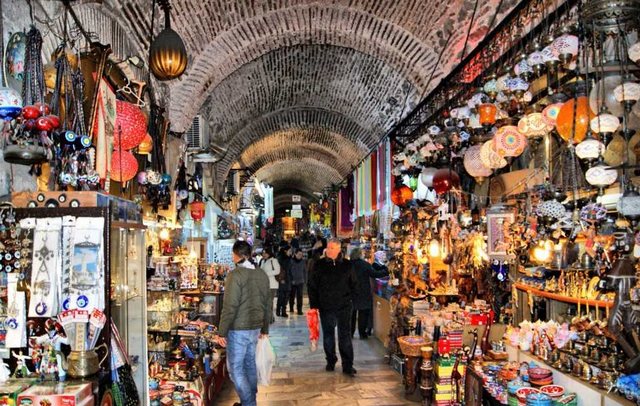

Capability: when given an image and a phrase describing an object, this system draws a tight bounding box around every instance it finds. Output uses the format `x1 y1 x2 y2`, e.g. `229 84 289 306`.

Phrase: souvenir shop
330 0 640 405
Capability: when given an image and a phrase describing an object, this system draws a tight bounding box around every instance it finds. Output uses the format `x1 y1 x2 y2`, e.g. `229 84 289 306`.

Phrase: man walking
308 239 358 376
217 240 271 406
289 249 306 315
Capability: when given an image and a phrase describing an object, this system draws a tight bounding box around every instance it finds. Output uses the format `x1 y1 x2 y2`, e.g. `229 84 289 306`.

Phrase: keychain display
29 218 62 318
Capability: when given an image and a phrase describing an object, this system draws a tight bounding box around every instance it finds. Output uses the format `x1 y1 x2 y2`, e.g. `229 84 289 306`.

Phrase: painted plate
4 31 26 92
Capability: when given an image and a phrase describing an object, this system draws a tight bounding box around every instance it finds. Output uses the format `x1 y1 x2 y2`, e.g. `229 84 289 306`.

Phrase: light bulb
429 239 441 258
159 228 170 240
532 240 552 263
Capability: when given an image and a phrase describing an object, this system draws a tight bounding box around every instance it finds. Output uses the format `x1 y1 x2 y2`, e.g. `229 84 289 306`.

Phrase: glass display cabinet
110 225 148 405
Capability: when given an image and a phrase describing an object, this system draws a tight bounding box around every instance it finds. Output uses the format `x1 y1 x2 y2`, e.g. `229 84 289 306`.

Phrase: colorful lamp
190 201 206 222
114 100 147 150
556 97 593 144
464 145 492 183
478 103 497 126
493 125 527 157
432 169 460 195
110 149 139 182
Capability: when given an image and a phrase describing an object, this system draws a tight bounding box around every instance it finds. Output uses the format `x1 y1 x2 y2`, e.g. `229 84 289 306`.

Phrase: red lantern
190 201 206 222
391 185 413 206
432 169 460 195
110 149 138 182
114 100 147 150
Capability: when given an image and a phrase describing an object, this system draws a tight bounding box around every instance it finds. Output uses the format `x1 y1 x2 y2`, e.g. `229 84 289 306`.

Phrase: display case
110 224 149 405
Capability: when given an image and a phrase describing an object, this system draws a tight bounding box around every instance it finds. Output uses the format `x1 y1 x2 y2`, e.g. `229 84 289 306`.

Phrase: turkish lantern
138 133 153 154
114 100 147 150
391 185 413 206
110 149 138 182
149 2 188 80
432 169 460 195
190 201 206 222
556 97 593 144
478 103 497 126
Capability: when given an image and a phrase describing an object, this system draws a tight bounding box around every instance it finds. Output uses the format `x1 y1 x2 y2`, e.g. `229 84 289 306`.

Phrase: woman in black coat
350 248 388 339
275 245 292 317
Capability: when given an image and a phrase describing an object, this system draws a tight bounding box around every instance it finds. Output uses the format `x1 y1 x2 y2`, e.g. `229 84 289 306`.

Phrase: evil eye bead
77 295 88 308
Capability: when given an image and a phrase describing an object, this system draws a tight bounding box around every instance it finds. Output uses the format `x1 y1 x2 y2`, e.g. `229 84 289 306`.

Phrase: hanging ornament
551 34 579 63
114 100 147 150
478 103 497 126
110 149 139 182
575 137 605 161
518 112 551 139
493 125 527 157
4 32 26 93
556 97 593 144
408 176 419 191
585 162 618 188
190 201 206 222
480 140 507 169
542 103 563 127
432 169 460 195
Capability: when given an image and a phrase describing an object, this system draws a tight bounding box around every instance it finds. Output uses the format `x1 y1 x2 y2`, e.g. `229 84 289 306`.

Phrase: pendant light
149 0 188 81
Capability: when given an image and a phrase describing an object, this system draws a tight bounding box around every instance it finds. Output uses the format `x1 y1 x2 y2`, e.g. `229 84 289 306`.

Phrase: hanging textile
377 139 391 210
337 175 354 238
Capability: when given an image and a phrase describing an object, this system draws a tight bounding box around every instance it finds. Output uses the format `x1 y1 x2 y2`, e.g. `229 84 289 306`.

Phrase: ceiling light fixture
149 0 188 81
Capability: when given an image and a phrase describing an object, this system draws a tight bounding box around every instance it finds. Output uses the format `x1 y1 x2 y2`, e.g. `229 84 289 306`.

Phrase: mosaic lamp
478 103 497 127
149 0 188 81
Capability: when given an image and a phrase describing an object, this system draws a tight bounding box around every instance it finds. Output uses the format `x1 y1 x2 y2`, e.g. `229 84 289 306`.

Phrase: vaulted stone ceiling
16 0 520 208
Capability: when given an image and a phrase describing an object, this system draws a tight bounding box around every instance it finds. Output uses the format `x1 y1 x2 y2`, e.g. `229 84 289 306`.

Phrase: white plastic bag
255 336 276 385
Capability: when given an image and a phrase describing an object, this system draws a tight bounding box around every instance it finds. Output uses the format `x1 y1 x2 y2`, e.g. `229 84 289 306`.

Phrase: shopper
308 238 358 376
306 239 325 281
275 245 292 317
289 249 306 315
367 250 389 336
217 240 271 406
350 248 389 339
260 247 280 323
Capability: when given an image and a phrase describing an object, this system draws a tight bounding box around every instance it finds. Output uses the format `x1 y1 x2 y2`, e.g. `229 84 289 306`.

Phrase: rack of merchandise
146 255 228 406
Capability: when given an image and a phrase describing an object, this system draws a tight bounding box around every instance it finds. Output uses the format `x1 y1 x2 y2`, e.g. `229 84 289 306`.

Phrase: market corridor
216 301 410 406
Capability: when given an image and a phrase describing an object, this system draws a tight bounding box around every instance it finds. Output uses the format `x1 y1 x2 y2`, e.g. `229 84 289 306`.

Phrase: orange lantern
110 149 138 182
391 185 413 206
555 97 594 144
114 100 147 150
190 201 206 222
138 133 153 154
478 103 497 126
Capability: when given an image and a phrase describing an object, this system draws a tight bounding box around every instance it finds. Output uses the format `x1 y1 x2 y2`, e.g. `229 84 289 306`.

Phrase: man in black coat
308 238 358 376
350 248 389 339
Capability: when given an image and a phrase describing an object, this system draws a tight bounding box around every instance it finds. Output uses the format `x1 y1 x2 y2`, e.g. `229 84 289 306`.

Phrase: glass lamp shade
507 77 529 94
556 97 593 144
480 140 507 169
590 76 624 117
542 103 563 127
432 169 460 195
0 86 22 120
527 51 544 67
614 82 640 103
391 185 414 206
518 112 551 138
575 138 605 160
483 79 498 96
467 92 488 109
514 58 532 77
420 167 438 187
149 11 188 81
629 42 640 64
493 125 527 157
496 74 510 93
585 164 618 187
478 103 497 126
138 133 153 154
464 145 493 178
542 45 560 65
552 34 579 61
590 113 620 134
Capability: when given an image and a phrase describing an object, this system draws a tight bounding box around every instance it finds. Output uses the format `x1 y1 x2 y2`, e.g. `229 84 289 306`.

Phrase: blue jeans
226 329 260 406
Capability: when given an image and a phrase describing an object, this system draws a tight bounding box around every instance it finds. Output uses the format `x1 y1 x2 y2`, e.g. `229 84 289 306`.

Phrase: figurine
31 319 69 381
12 351 32 378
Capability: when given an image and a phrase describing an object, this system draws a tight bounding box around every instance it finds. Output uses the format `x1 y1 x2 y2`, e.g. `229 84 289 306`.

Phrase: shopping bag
255 336 276 386
306 309 320 352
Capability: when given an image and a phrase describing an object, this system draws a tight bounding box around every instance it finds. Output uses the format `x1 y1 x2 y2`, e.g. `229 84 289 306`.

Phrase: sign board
292 204 302 210
292 195 301 202
290 209 303 218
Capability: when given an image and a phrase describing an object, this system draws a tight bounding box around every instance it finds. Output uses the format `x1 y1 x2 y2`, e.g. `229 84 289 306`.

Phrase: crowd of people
216 235 389 406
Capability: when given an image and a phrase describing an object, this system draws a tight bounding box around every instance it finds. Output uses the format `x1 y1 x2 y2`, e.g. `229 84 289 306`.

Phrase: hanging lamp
149 0 188 81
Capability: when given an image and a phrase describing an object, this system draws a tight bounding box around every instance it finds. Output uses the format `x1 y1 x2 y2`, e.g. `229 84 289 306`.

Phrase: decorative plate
540 385 564 397
515 387 540 401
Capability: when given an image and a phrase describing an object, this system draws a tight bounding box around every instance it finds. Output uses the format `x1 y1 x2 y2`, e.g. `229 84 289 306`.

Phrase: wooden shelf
514 283 613 308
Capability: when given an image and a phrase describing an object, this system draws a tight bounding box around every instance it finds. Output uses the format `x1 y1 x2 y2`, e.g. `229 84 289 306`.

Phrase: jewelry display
29 218 62 318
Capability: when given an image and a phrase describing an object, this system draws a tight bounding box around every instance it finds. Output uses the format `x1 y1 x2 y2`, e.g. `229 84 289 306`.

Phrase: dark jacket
276 253 292 290
308 257 357 311
290 258 306 285
352 259 389 310
218 264 271 337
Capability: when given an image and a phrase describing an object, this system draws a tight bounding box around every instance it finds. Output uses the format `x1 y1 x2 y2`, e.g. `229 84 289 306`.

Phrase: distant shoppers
308 239 358 376
275 245 292 317
350 248 389 339
217 240 271 406
289 249 306 315
260 247 280 323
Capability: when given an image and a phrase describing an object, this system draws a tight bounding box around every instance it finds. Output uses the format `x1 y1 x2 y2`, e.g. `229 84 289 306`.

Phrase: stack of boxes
433 356 466 406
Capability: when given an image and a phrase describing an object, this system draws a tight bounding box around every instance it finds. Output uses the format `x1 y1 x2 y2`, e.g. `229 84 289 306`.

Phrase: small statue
31 320 68 381
12 351 32 378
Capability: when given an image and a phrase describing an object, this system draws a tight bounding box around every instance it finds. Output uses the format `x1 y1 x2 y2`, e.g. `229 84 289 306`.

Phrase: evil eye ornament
5 318 18 329
492 260 508 282
62 298 71 311
77 295 89 308
35 302 47 316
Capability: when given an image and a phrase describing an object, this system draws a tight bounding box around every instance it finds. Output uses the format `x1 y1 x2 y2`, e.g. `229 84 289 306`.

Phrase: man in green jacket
217 240 271 406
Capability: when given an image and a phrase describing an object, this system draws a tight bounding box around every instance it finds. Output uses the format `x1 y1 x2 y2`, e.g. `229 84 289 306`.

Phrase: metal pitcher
66 343 108 378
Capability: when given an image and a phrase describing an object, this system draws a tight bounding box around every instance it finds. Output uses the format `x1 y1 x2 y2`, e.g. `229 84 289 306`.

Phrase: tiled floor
215 299 418 405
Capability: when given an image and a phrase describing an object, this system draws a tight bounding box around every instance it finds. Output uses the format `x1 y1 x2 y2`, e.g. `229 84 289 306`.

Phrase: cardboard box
0 379 35 406
17 382 92 406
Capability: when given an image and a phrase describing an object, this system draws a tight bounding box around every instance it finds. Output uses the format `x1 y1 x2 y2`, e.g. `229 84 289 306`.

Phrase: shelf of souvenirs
514 282 614 309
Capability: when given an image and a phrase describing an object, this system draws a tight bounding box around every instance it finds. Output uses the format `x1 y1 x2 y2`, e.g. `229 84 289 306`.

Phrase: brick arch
253 159 343 197
236 128 362 179
215 106 373 185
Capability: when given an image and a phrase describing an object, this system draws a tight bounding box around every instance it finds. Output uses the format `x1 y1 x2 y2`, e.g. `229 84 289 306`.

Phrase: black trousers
289 283 304 313
320 306 354 371
276 285 290 315
351 308 371 338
